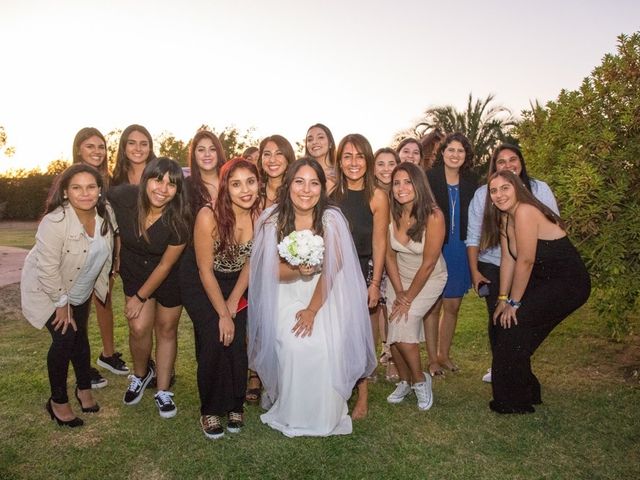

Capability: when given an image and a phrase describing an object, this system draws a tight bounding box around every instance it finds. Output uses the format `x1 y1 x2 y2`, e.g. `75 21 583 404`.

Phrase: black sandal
246 372 261 405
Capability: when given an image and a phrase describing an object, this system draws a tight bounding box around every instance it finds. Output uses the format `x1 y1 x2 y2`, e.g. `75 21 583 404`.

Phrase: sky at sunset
1 0 639 173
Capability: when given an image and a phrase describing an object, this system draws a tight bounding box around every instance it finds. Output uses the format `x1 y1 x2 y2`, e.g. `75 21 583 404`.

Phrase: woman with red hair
188 158 261 439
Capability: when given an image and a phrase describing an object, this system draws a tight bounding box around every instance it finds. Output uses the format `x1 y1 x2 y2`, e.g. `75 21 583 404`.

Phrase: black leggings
45 299 92 403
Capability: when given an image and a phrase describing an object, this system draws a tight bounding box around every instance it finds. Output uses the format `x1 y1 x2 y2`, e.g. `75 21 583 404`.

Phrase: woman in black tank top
331 133 389 419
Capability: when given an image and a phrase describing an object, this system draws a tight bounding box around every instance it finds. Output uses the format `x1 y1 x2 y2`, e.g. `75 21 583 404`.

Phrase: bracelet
370 279 381 286
135 292 147 303
497 294 508 301
506 298 522 309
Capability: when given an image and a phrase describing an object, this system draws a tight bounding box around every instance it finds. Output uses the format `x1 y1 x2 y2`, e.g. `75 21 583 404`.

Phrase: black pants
180 249 247 416
489 243 590 411
45 299 92 404
478 261 500 350
190 306 247 416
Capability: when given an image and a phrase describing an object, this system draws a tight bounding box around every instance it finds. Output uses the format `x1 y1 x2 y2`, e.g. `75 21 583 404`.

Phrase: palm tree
397 93 517 169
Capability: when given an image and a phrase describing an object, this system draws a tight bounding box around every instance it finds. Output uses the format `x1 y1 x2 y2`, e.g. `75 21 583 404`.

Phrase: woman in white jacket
21 164 116 427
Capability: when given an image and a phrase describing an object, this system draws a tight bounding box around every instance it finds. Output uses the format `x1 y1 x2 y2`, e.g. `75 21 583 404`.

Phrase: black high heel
75 387 100 413
46 398 84 427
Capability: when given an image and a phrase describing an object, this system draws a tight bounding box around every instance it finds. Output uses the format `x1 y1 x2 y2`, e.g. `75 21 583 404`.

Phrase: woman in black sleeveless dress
331 133 389 419
483 170 590 413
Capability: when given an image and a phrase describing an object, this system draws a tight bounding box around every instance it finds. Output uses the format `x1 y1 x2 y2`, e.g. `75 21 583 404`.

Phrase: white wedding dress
248 206 376 438
260 274 351 436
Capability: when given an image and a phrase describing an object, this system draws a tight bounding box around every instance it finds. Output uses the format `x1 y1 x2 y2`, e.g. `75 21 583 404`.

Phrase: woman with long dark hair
246 134 295 404
108 158 189 418
187 158 260 439
248 158 376 436
331 133 389 418
373 147 400 381
71 127 128 383
483 170 590 413
384 162 447 411
21 164 116 426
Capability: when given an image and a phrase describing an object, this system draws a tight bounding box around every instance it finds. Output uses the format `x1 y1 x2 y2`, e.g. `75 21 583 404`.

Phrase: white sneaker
412 373 434 411
482 368 492 383
386 380 412 404
154 390 177 419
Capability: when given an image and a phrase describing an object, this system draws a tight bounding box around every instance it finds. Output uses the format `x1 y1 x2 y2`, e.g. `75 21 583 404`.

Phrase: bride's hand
298 264 317 277
292 308 317 337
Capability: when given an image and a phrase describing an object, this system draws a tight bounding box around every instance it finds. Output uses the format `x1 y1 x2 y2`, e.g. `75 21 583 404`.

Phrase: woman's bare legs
438 297 463 371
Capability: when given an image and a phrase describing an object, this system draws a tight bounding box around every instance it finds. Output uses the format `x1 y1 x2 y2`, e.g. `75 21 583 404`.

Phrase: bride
248 158 376 437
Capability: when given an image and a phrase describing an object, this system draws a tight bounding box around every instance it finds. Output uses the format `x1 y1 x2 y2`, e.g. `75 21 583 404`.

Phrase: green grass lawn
0 277 638 480
0 221 37 250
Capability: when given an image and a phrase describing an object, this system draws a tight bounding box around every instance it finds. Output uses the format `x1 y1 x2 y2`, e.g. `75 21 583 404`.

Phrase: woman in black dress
108 158 190 418
191 158 260 439
331 133 389 419
483 170 590 413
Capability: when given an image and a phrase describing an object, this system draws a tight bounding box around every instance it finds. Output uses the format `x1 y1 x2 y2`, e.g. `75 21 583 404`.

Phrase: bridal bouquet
277 229 324 267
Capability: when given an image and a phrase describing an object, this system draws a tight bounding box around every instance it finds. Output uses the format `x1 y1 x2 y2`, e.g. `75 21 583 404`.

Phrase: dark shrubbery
0 171 54 220
517 33 640 338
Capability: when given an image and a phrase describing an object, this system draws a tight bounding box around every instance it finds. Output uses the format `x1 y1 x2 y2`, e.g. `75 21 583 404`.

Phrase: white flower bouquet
277 229 324 267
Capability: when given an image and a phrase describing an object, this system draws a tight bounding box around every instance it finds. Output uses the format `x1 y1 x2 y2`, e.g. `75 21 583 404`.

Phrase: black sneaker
200 415 224 439
90 367 108 389
97 352 129 375
154 390 177 419
123 365 155 405
227 412 244 433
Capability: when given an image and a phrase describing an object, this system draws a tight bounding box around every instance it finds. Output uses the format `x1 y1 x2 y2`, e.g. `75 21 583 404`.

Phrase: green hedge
0 173 54 220
516 33 640 338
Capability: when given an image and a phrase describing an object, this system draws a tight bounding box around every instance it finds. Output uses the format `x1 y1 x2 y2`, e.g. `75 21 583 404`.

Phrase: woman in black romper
108 158 190 418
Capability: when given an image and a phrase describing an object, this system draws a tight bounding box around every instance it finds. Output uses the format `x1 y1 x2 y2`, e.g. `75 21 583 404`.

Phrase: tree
399 93 516 170
216 125 258 160
105 128 122 173
1 126 16 157
516 32 640 339
156 131 189 166
45 159 70 175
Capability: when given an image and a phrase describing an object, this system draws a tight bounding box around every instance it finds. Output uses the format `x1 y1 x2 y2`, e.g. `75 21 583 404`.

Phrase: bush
0 171 54 220
516 33 640 338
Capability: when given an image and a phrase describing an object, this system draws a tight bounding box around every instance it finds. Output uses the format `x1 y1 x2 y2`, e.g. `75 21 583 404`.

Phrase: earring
63 195 68 199
99 193 102 197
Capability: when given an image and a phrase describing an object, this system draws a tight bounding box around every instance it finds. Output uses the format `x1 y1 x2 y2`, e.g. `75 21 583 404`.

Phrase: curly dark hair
433 132 474 172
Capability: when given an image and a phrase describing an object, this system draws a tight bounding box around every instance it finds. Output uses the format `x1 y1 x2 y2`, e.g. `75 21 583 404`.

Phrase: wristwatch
506 298 522 309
